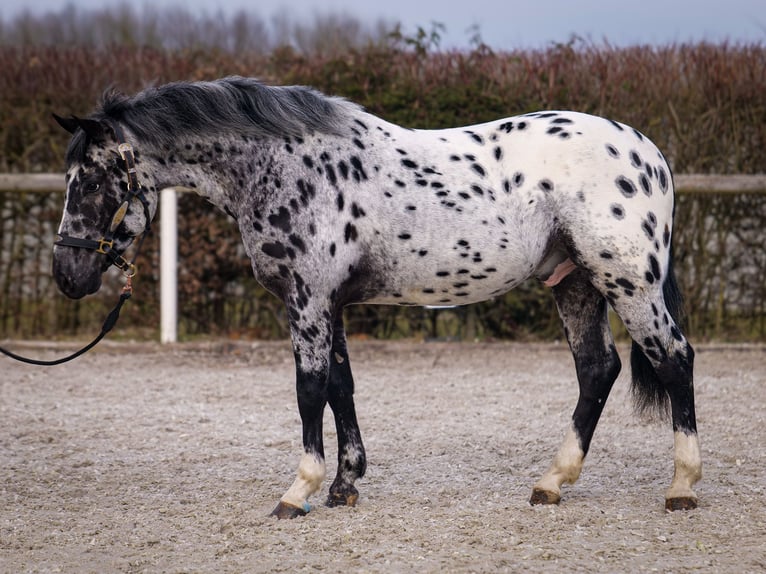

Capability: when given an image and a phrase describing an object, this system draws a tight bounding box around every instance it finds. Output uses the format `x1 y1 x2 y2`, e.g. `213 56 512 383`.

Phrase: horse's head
52 114 156 299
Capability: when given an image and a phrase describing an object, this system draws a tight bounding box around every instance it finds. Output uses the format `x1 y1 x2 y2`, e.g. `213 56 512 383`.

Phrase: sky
2 0 764 50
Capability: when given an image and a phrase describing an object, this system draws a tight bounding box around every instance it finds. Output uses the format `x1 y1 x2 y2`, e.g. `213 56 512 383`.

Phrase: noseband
55 121 152 277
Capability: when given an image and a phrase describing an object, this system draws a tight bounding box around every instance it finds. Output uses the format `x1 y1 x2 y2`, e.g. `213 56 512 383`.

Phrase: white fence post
160 187 178 343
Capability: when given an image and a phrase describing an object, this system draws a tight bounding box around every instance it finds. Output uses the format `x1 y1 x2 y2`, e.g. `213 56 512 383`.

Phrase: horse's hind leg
653 343 700 511
615 275 700 510
531 270 622 505
326 314 367 507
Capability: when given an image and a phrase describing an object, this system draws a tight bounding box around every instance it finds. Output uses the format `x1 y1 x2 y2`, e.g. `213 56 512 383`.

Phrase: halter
0 121 152 366
55 121 152 277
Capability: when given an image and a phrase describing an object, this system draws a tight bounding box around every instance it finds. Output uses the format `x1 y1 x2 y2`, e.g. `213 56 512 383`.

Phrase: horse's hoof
530 488 561 506
270 501 309 519
665 496 698 511
326 488 359 508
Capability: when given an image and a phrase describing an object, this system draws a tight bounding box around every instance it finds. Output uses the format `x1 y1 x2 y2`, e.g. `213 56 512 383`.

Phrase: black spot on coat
616 277 636 291
649 254 662 281
350 155 368 180
268 207 292 233
262 242 286 259
639 173 652 196
538 179 554 192
344 222 358 243
325 164 337 186
288 234 306 254
616 176 637 198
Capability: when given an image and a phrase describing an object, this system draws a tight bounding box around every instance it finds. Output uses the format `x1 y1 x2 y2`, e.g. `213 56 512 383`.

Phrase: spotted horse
52 77 700 517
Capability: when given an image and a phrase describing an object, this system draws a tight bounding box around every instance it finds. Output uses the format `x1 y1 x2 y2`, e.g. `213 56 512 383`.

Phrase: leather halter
55 121 152 277
0 121 152 366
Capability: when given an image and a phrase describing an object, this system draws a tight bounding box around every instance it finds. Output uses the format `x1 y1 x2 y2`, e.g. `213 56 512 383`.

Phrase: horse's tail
629 255 686 419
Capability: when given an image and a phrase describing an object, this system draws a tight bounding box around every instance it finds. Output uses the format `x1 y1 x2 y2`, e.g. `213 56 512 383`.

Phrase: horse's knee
293 355 332 416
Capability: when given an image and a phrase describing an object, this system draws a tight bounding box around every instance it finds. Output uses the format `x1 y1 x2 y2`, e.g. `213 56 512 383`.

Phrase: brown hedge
0 40 764 341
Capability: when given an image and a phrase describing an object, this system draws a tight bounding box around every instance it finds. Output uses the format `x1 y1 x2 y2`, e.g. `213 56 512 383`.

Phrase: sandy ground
0 340 764 573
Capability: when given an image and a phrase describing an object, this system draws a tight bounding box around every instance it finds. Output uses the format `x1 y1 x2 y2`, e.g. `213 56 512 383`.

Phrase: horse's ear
52 114 107 141
52 113 79 134
76 117 107 141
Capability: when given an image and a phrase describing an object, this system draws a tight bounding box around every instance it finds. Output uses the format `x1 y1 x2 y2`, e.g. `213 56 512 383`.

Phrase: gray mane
81 76 361 156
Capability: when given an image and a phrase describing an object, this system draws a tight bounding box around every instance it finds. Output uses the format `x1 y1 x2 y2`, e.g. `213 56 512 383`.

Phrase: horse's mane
67 77 360 161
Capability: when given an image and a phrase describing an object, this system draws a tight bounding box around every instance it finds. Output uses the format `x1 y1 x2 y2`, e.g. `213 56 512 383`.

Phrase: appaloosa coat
52 77 700 518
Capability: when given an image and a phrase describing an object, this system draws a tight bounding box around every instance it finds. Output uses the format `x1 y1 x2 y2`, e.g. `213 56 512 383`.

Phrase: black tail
629 257 686 419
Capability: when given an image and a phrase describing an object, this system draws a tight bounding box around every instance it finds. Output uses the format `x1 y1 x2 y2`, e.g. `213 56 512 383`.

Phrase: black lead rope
0 287 132 366
0 119 149 367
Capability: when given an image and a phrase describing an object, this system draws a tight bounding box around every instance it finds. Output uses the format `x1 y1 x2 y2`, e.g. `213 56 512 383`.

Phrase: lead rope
0 277 134 366
1 211 147 366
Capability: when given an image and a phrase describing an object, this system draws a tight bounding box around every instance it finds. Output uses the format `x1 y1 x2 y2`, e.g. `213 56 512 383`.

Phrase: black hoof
326 486 359 508
665 496 698 511
270 501 309 519
530 488 561 506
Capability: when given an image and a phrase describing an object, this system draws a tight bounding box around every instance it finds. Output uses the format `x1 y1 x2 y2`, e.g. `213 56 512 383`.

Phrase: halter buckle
117 142 133 161
96 238 114 254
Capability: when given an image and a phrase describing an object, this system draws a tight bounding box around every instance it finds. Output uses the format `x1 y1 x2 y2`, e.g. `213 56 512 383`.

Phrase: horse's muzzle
52 249 104 299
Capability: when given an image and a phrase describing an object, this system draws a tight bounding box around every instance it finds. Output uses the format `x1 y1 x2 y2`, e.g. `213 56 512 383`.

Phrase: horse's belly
365 255 532 307
361 193 554 308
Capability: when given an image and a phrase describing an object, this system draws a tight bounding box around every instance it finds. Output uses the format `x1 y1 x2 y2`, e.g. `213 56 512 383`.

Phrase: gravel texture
1 340 764 573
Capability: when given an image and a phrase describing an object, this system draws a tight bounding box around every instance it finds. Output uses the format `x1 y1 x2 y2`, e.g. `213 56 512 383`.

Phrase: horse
52 76 700 518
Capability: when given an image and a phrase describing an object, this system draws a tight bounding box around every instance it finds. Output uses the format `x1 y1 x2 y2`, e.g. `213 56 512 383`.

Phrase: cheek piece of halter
55 121 152 278
0 122 152 366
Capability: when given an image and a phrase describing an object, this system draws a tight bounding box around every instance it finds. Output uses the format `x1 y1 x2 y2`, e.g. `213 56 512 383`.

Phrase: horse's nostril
53 261 97 299
55 272 77 298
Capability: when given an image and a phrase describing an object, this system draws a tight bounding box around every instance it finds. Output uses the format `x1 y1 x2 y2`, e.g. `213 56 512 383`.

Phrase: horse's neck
149 134 278 214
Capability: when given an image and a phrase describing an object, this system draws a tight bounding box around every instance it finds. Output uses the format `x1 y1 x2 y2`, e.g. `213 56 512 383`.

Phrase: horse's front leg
270 302 334 519
326 314 367 508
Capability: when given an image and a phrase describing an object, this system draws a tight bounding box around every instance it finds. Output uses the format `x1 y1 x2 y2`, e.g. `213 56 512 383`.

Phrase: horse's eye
84 181 100 194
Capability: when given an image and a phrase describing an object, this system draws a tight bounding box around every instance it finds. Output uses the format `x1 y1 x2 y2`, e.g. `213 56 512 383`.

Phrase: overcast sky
2 0 764 50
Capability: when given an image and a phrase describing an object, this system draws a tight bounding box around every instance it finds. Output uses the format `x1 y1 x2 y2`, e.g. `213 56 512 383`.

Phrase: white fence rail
3 173 766 194
2 173 765 343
